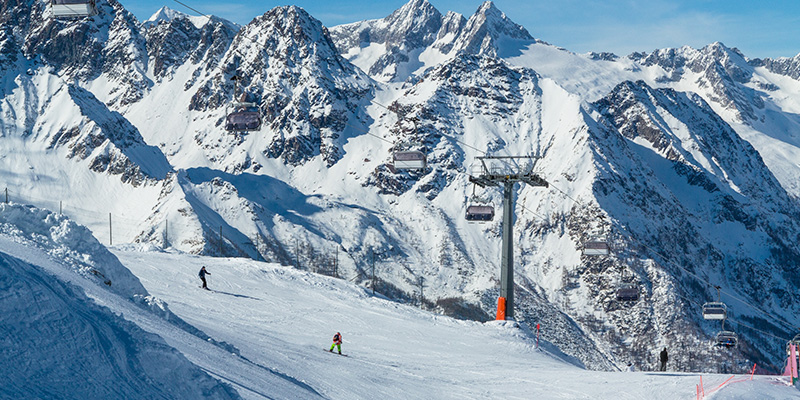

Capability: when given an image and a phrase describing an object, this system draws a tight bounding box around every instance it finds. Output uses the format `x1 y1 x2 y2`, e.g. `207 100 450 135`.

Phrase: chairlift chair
49 0 98 18
615 283 639 302
225 109 262 131
465 204 494 222
702 302 727 320
583 240 609 256
714 331 738 347
392 150 427 170
224 75 262 132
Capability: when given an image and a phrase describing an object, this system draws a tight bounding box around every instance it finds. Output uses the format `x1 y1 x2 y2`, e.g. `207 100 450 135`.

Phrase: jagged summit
453 1 534 57
144 6 187 25
329 0 533 81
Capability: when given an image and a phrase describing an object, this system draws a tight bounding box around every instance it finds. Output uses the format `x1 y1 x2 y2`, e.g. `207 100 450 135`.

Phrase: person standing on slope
659 348 668 371
329 332 342 354
199 266 211 290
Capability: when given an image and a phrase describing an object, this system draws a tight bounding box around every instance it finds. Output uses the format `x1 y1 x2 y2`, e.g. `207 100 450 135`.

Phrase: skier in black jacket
659 348 668 371
199 266 211 290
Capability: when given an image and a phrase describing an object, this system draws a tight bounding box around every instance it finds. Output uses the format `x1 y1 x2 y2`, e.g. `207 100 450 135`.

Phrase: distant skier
329 332 342 354
625 362 634 372
199 266 211 290
659 348 668 371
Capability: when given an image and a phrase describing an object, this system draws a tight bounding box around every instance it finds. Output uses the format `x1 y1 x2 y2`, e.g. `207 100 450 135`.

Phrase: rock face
188 6 371 167
2 0 800 376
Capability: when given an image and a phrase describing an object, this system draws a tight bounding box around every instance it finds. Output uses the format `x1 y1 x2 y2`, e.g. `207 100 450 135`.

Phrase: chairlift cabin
392 150 426 170
49 0 97 18
615 283 639 302
225 110 261 131
714 331 738 347
225 102 261 132
583 240 609 256
702 302 727 320
465 204 495 222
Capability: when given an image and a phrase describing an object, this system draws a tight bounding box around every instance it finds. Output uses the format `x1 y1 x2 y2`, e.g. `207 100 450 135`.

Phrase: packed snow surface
111 248 799 399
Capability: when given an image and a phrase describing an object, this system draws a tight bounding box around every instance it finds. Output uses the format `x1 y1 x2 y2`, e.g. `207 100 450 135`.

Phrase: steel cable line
672 290 792 345
544 176 800 336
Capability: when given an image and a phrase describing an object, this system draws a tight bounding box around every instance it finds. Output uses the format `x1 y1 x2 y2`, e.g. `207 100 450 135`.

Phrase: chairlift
392 150 427 170
465 204 494 222
714 330 738 347
224 76 262 132
702 286 727 320
583 240 609 256
465 185 494 222
225 109 261 131
49 0 98 18
702 302 727 320
388 115 427 171
615 283 639 302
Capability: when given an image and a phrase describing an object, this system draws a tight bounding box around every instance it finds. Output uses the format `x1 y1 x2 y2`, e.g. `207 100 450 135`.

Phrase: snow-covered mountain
2 0 800 378
329 0 535 82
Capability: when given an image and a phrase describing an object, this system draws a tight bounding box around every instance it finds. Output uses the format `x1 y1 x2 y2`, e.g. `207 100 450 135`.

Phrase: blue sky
126 0 800 59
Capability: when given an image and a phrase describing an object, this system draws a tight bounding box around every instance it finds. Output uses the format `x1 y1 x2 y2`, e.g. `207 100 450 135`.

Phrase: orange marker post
496 297 506 320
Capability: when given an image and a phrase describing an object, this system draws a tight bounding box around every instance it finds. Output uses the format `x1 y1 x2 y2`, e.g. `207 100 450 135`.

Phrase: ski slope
112 247 799 400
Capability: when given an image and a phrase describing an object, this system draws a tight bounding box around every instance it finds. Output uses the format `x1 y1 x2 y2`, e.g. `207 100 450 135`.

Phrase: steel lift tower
468 156 548 320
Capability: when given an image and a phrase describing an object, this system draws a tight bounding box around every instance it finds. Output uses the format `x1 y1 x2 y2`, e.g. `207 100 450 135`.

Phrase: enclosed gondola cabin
465 204 494 222
616 283 639 302
49 0 97 18
702 302 727 320
225 110 261 131
583 240 609 256
714 331 738 347
392 150 426 170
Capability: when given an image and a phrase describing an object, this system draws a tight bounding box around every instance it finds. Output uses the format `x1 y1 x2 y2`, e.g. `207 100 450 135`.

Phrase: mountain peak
145 6 185 22
143 5 216 29
451 0 533 57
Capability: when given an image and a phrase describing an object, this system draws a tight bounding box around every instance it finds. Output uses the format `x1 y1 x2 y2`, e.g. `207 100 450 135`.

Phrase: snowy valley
2 0 800 397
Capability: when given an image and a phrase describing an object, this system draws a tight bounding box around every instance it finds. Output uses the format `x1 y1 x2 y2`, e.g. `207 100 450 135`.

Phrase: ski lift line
171 0 796 331
543 180 800 335
673 291 791 344
172 0 207 18
548 180 800 333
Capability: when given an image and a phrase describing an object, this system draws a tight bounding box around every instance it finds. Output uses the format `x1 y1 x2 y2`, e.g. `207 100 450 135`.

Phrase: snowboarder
199 266 210 290
659 348 668 371
329 332 342 354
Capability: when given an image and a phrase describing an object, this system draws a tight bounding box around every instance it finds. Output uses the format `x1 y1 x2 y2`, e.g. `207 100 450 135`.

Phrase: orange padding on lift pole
496 297 506 320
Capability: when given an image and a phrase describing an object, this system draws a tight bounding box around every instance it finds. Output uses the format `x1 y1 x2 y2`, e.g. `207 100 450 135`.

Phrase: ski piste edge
324 349 348 357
